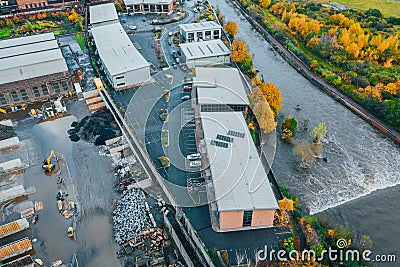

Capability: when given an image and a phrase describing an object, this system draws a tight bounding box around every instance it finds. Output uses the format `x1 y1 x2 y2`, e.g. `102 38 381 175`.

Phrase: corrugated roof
201 111 278 212
0 32 54 49
180 39 230 60
0 33 68 85
89 3 119 25
179 21 221 32
91 23 150 76
194 67 249 105
0 39 59 59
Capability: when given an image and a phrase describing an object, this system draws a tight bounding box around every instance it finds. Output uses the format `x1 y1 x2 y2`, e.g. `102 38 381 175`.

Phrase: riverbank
230 0 400 145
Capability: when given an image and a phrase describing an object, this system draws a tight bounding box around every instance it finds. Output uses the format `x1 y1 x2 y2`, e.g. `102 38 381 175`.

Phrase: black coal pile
0 124 17 141
113 189 151 245
68 110 121 145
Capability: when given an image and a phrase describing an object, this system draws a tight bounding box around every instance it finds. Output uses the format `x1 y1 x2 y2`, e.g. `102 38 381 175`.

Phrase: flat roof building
194 67 249 112
179 21 222 42
0 33 72 107
199 111 278 231
180 39 230 68
91 22 151 89
89 3 119 27
124 0 174 14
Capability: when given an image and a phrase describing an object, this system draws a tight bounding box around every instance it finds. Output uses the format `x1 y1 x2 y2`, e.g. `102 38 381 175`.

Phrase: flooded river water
208 0 400 260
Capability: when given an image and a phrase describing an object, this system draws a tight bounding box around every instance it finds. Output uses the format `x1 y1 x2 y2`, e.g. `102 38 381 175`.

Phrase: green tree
115 1 123 12
310 122 327 143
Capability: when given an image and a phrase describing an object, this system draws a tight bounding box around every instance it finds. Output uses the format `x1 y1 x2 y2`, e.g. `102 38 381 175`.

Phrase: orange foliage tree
259 0 271 8
256 82 283 115
223 21 238 38
230 39 250 63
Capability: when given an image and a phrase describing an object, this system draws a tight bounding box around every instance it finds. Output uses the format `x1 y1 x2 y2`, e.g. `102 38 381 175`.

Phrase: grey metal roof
0 33 68 85
180 39 230 60
89 3 119 25
0 32 54 49
200 111 279 212
194 67 249 105
124 0 173 5
91 23 150 76
0 39 59 59
179 21 221 32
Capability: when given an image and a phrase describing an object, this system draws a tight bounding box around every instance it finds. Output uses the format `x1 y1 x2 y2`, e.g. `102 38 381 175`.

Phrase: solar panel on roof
216 134 233 142
227 130 245 138
210 140 228 148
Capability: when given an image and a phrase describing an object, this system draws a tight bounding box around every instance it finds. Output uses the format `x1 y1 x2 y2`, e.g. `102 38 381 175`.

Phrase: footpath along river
208 0 400 262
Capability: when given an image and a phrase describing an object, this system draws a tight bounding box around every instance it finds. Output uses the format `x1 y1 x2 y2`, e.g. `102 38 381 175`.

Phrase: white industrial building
91 23 151 89
199 111 278 231
180 39 230 68
124 0 174 14
89 3 151 90
179 21 222 42
89 3 119 27
194 67 249 112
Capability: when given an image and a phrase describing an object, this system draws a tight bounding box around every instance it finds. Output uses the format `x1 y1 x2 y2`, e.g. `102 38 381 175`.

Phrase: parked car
187 153 201 160
175 57 180 63
189 160 202 168
173 63 177 68
183 85 192 91
181 95 190 101
193 8 198 13
130 25 137 30
169 31 173 36
122 19 126 23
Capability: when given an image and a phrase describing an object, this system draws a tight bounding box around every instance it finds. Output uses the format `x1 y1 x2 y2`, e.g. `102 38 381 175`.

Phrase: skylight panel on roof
210 140 229 148
227 130 245 138
216 134 233 143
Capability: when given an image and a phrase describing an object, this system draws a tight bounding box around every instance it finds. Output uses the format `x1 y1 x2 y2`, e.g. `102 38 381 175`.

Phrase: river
207 0 400 261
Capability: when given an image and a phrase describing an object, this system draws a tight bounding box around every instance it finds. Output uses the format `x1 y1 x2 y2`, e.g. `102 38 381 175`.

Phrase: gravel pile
68 110 121 145
113 189 151 244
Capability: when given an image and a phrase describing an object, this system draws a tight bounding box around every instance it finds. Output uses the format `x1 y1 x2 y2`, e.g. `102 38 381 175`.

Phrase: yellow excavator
42 150 58 172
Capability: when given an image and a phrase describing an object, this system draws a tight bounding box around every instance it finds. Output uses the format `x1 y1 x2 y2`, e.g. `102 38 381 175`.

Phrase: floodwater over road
209 0 400 259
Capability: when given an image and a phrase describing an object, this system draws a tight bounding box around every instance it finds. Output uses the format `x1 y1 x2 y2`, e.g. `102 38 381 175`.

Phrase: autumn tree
224 21 238 38
68 9 79 24
259 0 271 8
5 19 13 27
256 82 283 115
230 39 250 63
249 87 277 133
13 15 20 24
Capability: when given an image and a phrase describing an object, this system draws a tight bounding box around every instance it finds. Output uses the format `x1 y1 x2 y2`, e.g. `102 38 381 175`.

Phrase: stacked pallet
0 238 32 261
83 90 106 111
0 218 29 239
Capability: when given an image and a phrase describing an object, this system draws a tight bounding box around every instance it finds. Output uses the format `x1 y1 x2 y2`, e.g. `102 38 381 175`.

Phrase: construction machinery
67 227 74 240
42 150 58 172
